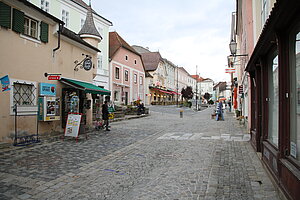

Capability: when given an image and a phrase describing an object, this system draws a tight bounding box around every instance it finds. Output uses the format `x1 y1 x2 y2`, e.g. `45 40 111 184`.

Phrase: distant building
109 32 145 105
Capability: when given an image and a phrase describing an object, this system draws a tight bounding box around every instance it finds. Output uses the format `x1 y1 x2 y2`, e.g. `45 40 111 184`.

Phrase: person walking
216 101 224 121
102 101 110 131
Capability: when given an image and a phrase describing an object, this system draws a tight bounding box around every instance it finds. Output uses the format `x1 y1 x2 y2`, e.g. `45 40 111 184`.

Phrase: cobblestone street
0 106 281 200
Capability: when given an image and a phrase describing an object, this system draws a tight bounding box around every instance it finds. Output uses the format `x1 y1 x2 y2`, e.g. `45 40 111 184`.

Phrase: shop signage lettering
48 75 60 80
39 83 56 96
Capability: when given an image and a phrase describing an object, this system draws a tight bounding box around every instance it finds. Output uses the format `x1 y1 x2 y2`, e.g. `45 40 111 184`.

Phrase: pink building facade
109 32 145 105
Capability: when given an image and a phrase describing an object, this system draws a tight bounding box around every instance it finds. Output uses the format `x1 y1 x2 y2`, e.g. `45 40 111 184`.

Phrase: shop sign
39 83 56 96
48 75 60 80
0 75 11 92
65 114 82 137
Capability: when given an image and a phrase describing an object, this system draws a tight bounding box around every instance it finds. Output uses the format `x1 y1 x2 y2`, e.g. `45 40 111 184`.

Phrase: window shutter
12 8 24 33
0 2 11 28
40 21 49 43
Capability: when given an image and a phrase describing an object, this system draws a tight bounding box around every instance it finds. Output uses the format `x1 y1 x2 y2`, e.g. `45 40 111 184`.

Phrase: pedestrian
102 101 110 131
216 101 224 121
228 100 232 112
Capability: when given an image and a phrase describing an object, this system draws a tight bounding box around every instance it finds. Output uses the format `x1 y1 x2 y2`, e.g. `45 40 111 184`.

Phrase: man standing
102 101 110 131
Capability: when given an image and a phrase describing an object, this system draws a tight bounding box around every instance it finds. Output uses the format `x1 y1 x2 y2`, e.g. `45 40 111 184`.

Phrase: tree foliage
203 92 211 101
181 86 194 101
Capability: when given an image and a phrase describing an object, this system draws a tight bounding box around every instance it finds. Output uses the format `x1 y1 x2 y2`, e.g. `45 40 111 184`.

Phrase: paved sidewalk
0 106 282 200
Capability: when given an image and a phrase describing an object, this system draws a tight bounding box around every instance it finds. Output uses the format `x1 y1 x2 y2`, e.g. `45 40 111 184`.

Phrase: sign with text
0 75 11 92
64 114 82 138
39 83 56 96
48 75 60 80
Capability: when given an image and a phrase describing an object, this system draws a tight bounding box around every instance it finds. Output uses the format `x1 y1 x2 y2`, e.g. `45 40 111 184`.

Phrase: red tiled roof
140 52 163 71
109 32 140 58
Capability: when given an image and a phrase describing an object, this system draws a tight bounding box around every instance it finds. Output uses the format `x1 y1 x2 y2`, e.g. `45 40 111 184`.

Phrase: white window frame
41 0 49 12
124 70 129 82
134 74 137 84
10 79 38 115
97 53 103 69
115 67 120 80
139 76 143 85
61 9 69 27
24 16 38 39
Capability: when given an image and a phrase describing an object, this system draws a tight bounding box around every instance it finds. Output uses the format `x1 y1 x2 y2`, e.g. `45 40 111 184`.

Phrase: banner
0 75 11 92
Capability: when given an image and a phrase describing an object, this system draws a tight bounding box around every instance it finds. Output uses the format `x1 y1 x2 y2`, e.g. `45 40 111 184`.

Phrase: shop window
124 70 128 81
290 31 300 161
115 67 120 79
268 53 279 147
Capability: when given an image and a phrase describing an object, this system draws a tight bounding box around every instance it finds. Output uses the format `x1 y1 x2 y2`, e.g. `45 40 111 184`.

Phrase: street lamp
229 39 248 57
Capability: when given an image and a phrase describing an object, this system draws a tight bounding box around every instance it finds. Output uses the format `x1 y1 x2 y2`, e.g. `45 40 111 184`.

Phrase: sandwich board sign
64 113 82 137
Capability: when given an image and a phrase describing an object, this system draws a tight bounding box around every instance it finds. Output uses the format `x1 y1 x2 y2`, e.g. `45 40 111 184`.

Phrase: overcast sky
91 0 235 82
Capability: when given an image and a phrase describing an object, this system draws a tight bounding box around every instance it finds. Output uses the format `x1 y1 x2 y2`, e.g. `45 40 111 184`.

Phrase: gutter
53 23 63 57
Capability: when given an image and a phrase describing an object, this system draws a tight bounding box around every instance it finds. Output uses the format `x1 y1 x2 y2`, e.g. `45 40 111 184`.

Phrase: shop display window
268 54 279 147
290 31 300 162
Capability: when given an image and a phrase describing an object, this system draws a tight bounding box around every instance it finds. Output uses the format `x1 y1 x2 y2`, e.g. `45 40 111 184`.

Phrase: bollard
180 109 183 118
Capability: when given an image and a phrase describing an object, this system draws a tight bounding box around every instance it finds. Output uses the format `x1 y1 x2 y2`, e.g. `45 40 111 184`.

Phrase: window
97 54 102 69
290 30 300 161
268 53 279 147
80 19 85 29
24 16 38 39
41 0 49 12
134 59 137 65
10 79 37 115
115 67 120 79
134 74 137 84
140 76 143 85
124 70 129 81
114 91 119 102
62 9 69 27
125 55 128 61
261 0 269 27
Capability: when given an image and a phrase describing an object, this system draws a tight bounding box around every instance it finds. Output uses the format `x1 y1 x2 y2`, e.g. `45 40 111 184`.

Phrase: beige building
0 0 110 143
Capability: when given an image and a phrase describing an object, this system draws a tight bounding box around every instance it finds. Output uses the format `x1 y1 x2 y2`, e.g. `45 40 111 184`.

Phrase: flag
0 75 11 92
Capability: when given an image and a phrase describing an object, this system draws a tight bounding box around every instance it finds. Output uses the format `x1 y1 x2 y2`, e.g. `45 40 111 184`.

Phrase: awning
60 78 111 95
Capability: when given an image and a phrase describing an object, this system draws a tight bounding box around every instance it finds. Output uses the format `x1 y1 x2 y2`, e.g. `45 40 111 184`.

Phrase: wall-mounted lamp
229 40 248 57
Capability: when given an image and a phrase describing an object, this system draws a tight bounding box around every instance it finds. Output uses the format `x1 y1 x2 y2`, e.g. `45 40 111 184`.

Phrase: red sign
48 75 60 80
225 68 235 73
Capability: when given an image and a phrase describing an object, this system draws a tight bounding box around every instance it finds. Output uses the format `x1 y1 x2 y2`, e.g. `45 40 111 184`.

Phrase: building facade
109 32 145 105
0 0 110 143
232 0 300 199
28 0 113 90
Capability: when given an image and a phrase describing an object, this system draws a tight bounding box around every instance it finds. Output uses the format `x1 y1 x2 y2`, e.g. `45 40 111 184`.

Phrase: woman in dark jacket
102 101 110 131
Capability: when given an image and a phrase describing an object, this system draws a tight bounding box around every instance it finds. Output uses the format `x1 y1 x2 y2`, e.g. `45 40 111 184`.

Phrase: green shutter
12 8 24 33
0 2 11 28
40 21 49 43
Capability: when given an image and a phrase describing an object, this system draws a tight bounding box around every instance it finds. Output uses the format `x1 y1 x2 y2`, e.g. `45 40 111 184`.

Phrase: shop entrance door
125 92 128 105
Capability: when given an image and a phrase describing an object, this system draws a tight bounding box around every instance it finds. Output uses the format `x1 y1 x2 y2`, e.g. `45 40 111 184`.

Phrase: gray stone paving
0 106 282 200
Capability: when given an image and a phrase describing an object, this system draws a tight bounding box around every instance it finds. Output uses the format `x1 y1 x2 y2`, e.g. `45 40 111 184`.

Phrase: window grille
13 82 36 106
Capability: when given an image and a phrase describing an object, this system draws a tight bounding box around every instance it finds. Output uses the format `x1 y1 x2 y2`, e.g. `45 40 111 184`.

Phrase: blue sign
0 75 11 92
39 83 56 96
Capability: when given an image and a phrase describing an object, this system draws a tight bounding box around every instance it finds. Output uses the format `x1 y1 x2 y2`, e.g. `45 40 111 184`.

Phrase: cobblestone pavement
0 106 281 200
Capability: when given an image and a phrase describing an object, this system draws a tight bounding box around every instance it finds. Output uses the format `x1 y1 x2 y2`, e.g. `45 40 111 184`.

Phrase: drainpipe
53 23 62 57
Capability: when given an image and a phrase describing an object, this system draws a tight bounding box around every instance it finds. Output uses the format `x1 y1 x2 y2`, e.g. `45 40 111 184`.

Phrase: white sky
91 0 235 82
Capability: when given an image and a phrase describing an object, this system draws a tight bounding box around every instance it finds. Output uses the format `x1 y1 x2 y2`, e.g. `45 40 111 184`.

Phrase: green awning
60 78 111 95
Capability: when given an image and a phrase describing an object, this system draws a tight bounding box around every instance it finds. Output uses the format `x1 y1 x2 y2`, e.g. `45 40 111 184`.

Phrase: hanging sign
0 75 11 92
48 75 61 80
239 85 244 93
225 68 235 73
64 113 82 138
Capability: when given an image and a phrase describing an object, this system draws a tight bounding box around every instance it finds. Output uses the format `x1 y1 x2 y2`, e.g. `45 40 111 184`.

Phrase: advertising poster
0 75 11 92
64 114 82 137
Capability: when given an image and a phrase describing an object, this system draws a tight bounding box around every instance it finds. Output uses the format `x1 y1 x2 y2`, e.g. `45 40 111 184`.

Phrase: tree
203 92 211 101
181 86 194 101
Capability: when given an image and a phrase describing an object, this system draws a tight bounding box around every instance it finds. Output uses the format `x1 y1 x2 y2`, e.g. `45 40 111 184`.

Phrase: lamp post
176 66 179 107
229 40 248 57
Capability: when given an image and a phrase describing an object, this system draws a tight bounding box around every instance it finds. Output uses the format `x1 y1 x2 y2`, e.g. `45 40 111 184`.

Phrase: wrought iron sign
74 54 93 71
